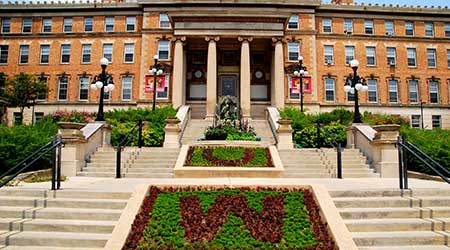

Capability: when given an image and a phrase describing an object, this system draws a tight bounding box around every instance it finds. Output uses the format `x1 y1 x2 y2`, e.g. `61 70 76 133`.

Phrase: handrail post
402 136 409 189
116 145 121 179
316 123 321 149
138 120 143 148
51 136 57 191
397 137 404 190
56 135 62 190
337 143 342 179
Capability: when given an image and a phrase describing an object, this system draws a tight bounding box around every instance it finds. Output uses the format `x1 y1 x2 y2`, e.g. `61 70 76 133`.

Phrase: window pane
427 48 436 67
385 21 394 34
407 48 416 67
425 22 434 36
126 16 135 31
408 80 418 103
79 77 89 100
368 79 377 102
158 41 169 60
82 44 91 63
366 47 376 65
344 19 353 32
364 20 373 34
345 46 354 64
411 115 421 128
84 17 93 32
58 76 68 100
432 115 441 129
325 78 335 101
405 22 414 36
122 76 132 100
37 77 48 100
429 81 439 103
0 45 8 64
324 45 334 64
387 47 396 65
61 44 71 63
288 42 299 61
43 18 52 32
124 43 134 63
103 44 113 62
63 18 72 32
105 16 114 32
40 45 50 64
445 23 450 37
322 18 332 33
388 79 398 103
160 14 170 28
288 15 298 29
22 18 32 33
19 45 29 64
2 18 11 33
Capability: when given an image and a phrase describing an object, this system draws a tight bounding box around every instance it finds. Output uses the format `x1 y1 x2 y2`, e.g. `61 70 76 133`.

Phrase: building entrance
219 75 238 97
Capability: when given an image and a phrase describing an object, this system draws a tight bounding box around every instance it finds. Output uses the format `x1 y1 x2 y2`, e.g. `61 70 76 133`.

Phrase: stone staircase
181 119 212 145
78 147 178 178
279 148 379 178
249 119 276 144
331 188 450 250
0 188 130 250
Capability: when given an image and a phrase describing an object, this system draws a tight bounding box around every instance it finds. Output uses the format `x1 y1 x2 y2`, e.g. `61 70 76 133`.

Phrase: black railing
316 123 343 179
115 120 143 178
397 136 450 189
0 135 63 190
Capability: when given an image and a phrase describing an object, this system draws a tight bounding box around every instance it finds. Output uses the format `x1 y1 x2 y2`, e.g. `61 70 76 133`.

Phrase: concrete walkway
7 177 449 193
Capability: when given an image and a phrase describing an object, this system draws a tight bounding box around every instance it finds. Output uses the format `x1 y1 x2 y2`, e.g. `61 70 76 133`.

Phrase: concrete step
0 206 121 221
77 172 173 178
334 197 411 208
284 169 329 174
358 246 450 250
345 218 435 232
0 197 127 209
0 231 110 248
330 189 450 198
0 246 103 250
282 173 331 178
83 167 173 173
342 173 380 178
0 190 131 200
339 207 421 219
352 231 447 246
0 218 116 234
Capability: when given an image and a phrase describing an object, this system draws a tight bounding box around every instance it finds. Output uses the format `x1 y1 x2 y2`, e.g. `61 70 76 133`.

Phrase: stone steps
0 247 103 250
0 197 128 209
82 167 173 173
358 246 450 250
352 231 447 246
77 172 173 178
0 218 116 234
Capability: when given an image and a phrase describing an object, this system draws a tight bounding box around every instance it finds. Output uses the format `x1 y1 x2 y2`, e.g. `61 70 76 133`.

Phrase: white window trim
287 15 299 30
324 78 335 102
22 18 32 33
19 45 29 65
0 45 8 65
60 44 71 64
102 43 113 63
123 43 135 63
63 18 72 33
408 79 419 104
57 76 69 101
159 14 171 29
84 17 94 32
364 20 374 34
407 48 417 68
324 45 334 65
427 48 437 68
121 76 133 101
366 46 376 66
81 44 92 64
322 18 332 33
42 18 52 33
429 81 439 104
367 79 378 103
78 76 89 101
405 22 414 36
388 79 399 103
126 16 136 32
287 42 300 62
105 16 114 32
157 40 170 61
39 45 50 65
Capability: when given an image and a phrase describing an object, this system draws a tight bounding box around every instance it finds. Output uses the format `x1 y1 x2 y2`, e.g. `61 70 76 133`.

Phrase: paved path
7 177 449 193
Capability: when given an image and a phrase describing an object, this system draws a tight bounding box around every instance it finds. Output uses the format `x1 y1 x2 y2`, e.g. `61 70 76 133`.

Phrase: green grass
186 146 271 167
137 190 319 250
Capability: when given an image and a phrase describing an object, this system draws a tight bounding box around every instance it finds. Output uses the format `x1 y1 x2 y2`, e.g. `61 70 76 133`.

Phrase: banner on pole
144 75 166 93
291 76 312 94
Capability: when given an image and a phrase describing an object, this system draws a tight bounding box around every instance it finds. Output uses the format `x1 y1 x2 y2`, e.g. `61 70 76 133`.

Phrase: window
159 14 170 28
324 45 334 64
427 48 436 68
0 45 8 64
42 18 52 32
388 79 398 103
387 47 396 65
347 91 355 102
288 42 300 61
429 81 439 104
61 44 71 63
322 18 332 33
385 20 394 35
122 76 132 100
288 15 298 29
37 76 47 101
124 43 134 63
40 45 50 64
405 21 414 36
411 115 421 128
407 48 416 67
445 23 450 37
344 19 353 33
105 16 114 32
325 78 335 101
156 74 169 99
367 79 378 103
13 112 22 125
364 20 374 34
63 18 72 32
408 79 419 103
103 43 113 63
58 76 68 101
79 77 89 100
22 18 32 33
19 45 29 64
103 89 110 100
425 22 434 37
447 49 450 68
432 115 441 129
35 112 44 123
345 46 355 64
126 16 135 31
81 44 91 64
366 47 376 66
288 76 299 99
2 18 10 33
158 40 170 60
84 17 93 32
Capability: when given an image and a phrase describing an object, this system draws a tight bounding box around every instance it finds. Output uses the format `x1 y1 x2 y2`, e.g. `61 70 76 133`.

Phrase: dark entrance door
219 75 238 98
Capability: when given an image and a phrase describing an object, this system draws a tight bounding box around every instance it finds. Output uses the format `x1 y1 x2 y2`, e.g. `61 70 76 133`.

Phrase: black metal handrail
0 135 63 190
317 123 343 179
115 120 143 178
397 136 450 189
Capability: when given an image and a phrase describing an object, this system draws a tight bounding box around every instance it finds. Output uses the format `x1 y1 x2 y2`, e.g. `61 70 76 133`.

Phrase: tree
0 72 8 124
2 73 48 124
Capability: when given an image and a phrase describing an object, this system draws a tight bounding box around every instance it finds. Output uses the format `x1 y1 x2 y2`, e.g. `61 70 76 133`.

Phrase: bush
0 119 58 175
362 112 409 128
294 122 346 148
400 128 450 176
46 110 95 123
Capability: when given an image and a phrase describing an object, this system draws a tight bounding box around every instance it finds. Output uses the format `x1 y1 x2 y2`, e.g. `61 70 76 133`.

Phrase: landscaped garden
123 186 336 250
184 146 274 167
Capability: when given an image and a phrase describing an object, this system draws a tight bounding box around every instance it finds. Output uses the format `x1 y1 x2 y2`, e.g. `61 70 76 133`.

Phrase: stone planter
276 119 294 150
57 122 86 141
163 118 182 148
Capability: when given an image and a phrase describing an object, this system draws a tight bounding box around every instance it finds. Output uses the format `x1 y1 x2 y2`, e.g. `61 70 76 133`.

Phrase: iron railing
397 136 450 189
0 135 63 190
115 120 143 178
316 123 343 179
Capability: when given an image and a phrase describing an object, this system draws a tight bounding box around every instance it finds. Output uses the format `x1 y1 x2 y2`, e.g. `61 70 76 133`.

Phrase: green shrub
400 128 450 176
294 122 346 148
362 112 409 128
46 110 95 123
0 119 58 175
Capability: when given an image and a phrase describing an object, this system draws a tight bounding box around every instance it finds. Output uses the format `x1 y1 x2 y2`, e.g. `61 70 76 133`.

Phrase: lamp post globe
100 57 109 66
93 58 114 122
346 59 367 123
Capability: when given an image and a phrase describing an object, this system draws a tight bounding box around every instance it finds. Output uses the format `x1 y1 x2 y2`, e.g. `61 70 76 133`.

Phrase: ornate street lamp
90 57 114 121
344 59 368 123
293 56 308 112
149 55 164 111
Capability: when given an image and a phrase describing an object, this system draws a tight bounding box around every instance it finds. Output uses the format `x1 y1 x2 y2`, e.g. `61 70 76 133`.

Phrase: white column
239 37 252 119
273 39 285 108
206 36 219 119
172 37 185 109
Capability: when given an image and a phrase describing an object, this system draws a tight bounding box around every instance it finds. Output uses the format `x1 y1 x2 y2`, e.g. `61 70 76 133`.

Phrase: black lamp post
293 55 308 112
91 57 114 121
344 59 368 123
149 55 164 111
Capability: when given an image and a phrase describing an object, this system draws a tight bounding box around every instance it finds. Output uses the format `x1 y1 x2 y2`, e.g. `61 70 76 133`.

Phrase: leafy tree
0 72 7 124
2 73 48 124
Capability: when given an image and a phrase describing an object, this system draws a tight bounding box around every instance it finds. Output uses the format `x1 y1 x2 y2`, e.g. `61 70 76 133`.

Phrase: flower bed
184 146 274 167
122 186 336 250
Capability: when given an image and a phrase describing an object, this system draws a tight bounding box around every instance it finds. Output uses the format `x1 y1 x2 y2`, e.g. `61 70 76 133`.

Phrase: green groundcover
123 187 335 250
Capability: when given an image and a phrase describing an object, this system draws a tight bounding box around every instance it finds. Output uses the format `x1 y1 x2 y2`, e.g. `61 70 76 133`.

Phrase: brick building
0 0 449 128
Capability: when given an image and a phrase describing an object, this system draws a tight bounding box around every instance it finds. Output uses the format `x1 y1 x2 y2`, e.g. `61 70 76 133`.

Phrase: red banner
144 75 166 93
291 76 312 94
